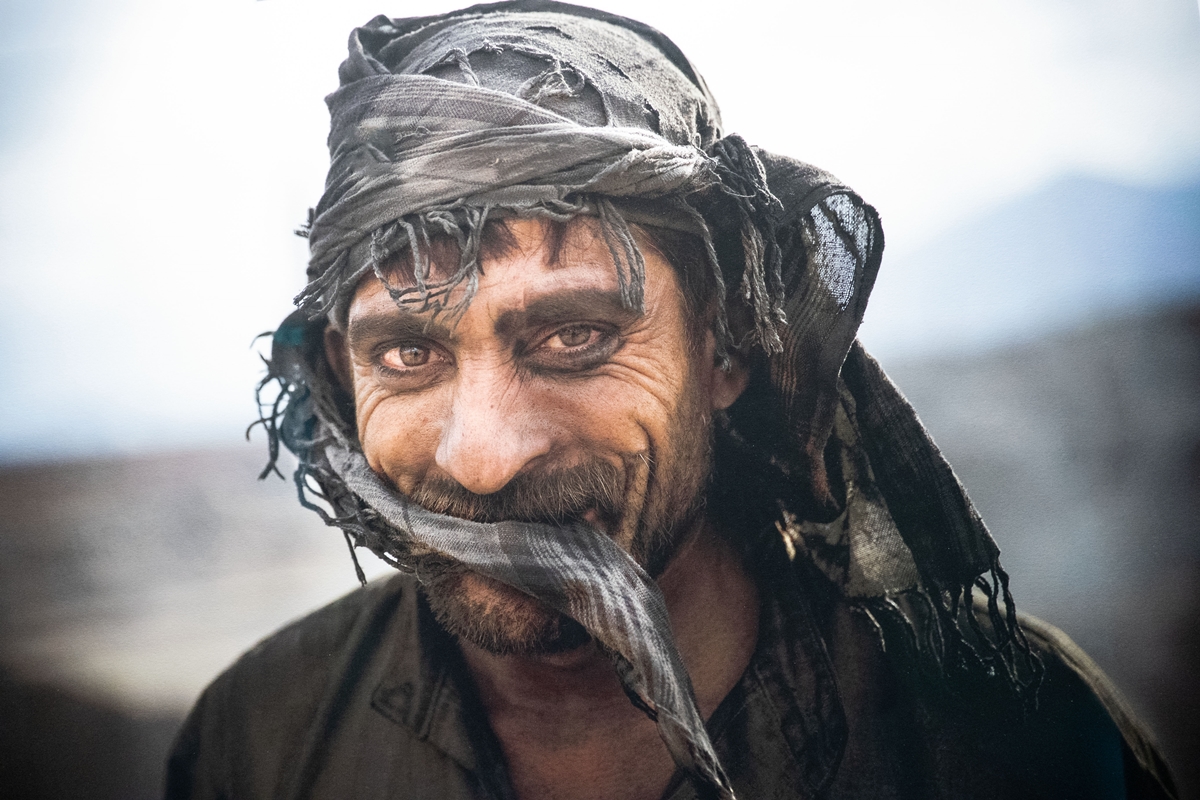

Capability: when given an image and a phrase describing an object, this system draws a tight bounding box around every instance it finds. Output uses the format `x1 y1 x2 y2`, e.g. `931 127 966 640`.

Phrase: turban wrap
257 3 1041 798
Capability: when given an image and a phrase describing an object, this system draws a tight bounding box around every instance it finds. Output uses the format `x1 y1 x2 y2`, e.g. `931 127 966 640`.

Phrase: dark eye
382 344 431 369
525 324 620 374
553 325 595 349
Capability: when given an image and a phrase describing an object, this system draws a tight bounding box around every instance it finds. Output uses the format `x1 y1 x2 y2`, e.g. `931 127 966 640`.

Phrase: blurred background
1 0 1198 797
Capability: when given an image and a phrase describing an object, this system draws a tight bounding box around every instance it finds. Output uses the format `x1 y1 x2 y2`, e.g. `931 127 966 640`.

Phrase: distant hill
860 176 1200 359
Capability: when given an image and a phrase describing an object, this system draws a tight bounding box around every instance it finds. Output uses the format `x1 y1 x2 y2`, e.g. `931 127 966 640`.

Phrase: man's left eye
548 325 598 349
525 324 619 373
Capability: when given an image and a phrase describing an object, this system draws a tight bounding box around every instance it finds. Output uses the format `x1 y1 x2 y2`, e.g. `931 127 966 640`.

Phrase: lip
581 508 607 532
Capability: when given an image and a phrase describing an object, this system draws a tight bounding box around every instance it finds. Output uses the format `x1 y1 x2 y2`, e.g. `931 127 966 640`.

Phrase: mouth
404 460 628 535
581 507 608 533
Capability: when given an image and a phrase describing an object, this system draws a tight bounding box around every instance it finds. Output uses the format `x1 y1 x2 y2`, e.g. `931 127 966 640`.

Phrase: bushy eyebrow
492 288 639 339
348 287 640 352
346 310 453 352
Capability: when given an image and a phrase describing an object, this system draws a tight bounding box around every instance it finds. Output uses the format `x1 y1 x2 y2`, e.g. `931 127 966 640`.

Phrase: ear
323 324 354 394
696 306 752 411
709 351 751 411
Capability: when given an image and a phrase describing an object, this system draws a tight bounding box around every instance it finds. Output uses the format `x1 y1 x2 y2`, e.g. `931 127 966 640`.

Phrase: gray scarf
256 3 1040 798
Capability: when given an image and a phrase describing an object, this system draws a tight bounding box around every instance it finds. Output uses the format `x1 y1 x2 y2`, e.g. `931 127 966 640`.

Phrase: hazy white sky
1 0 1198 460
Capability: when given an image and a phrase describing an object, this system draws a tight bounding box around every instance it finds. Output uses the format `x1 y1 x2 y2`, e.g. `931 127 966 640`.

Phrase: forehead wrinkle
353 218 642 343
547 219 615 273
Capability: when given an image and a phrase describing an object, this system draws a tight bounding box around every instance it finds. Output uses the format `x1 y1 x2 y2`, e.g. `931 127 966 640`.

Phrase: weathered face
327 217 747 655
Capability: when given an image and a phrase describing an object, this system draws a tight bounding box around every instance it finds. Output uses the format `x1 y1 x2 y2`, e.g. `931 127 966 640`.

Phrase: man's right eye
381 344 433 370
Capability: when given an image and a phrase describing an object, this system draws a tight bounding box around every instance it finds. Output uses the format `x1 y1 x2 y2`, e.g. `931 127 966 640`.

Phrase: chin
420 569 592 656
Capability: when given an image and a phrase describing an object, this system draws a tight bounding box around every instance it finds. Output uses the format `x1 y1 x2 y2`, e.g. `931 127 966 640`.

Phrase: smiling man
332 218 744 661
166 2 1176 799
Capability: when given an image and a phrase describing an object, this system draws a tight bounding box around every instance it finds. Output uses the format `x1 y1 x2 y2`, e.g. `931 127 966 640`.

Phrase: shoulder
803 579 1178 799
207 571 413 718
165 571 419 799
919 607 1179 800
227 571 411 686
1014 613 1178 799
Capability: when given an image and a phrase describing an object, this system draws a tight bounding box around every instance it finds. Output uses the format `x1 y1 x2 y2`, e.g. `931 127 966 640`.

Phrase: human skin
326 217 760 798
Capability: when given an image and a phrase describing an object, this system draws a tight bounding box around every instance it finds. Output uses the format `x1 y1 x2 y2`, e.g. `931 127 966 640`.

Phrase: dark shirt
165 560 1176 800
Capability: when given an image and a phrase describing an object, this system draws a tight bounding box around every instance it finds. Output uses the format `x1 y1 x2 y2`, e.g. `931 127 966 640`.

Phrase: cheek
355 385 447 492
566 353 696 454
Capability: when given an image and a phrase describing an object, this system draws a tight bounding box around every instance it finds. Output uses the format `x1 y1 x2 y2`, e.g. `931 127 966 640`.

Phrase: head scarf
256 3 1040 797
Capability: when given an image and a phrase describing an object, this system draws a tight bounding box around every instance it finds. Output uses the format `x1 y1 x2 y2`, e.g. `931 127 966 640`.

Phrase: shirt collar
369 590 485 776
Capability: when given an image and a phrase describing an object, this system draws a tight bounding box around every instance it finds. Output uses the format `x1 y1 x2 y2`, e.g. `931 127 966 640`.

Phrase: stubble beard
412 390 715 658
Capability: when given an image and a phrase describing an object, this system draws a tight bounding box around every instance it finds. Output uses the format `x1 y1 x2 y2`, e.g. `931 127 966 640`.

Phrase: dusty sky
1 0 1198 460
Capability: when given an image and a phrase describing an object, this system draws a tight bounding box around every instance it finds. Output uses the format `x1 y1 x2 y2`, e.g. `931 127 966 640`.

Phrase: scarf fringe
856 569 1045 711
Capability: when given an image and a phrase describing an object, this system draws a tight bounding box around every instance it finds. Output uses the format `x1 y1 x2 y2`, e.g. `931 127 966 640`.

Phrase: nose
434 362 553 495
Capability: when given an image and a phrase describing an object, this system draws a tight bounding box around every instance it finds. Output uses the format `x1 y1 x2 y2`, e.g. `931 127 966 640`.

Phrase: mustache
407 459 626 526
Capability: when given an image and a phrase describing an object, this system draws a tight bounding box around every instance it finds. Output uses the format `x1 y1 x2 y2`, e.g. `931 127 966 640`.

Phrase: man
167 2 1177 798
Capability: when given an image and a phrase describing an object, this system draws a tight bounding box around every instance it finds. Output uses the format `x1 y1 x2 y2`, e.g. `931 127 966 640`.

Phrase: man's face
327 217 747 655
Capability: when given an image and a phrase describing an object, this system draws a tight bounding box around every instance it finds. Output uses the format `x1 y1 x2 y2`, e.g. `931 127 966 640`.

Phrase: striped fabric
331 446 733 798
